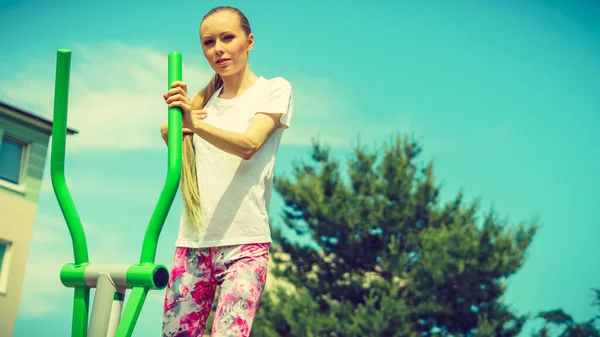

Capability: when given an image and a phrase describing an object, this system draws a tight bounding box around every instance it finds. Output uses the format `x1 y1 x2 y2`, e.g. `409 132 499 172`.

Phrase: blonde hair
181 6 251 228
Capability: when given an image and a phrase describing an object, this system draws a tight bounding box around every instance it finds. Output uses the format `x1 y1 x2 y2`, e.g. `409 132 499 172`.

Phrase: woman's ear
247 33 255 51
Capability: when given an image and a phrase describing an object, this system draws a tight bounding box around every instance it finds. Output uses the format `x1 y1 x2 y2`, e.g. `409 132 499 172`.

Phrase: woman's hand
182 109 209 130
164 81 191 114
160 121 195 145
163 81 207 130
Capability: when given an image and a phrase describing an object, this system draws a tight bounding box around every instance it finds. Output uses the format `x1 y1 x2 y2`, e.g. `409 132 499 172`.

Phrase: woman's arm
191 112 282 160
160 122 194 146
164 79 291 159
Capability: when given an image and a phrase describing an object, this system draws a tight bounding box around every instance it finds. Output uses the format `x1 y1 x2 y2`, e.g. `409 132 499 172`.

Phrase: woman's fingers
161 124 194 134
164 85 190 105
170 81 188 92
167 100 190 113
165 93 189 104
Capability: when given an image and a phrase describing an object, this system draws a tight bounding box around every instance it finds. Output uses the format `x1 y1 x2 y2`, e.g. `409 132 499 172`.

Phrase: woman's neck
219 66 258 99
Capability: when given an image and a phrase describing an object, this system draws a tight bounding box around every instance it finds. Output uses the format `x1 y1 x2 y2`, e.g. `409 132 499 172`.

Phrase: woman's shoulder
259 76 292 98
260 76 292 89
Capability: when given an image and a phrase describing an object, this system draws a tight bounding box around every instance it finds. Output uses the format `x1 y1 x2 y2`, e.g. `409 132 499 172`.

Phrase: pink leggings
162 243 270 337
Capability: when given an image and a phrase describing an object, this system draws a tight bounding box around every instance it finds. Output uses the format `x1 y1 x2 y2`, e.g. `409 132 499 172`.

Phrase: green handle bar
51 49 183 266
140 51 183 264
51 49 89 266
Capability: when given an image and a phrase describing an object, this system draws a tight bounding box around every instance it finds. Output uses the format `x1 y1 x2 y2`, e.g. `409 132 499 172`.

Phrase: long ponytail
181 73 223 229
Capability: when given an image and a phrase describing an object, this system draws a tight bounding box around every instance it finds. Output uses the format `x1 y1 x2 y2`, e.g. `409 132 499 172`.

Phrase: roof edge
0 101 78 135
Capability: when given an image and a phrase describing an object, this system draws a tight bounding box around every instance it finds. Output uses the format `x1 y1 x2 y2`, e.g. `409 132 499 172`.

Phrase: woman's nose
214 41 224 53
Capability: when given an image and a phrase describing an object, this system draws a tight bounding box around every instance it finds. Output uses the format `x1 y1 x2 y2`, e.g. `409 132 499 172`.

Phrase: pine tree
253 134 539 337
531 289 600 337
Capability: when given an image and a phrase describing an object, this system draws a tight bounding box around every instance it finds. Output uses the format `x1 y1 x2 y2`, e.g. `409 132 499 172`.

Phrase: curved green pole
51 49 91 337
139 52 183 264
51 49 90 266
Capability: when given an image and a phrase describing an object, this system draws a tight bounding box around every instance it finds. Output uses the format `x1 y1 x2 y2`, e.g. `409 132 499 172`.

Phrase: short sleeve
256 77 293 129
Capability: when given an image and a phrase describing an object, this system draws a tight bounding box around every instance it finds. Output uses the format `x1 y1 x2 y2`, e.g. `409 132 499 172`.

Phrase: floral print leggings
162 243 270 337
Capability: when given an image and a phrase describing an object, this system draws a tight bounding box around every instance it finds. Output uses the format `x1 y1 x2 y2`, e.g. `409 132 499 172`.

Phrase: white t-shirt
175 76 293 248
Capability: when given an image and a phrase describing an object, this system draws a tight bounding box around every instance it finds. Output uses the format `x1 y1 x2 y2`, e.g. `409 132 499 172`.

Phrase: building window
0 134 27 185
0 239 11 294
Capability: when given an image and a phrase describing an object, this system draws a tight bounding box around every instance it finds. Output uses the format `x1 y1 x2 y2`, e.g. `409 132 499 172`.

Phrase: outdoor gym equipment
50 48 183 337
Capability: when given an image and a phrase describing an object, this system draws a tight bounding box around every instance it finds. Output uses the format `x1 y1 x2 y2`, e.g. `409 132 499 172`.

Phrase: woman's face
200 11 254 77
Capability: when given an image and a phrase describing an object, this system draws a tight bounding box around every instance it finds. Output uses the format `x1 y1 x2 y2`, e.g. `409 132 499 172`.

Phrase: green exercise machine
50 48 183 337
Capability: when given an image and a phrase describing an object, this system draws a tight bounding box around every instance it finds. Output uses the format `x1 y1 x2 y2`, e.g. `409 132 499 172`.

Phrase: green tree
531 289 600 337
253 134 538 337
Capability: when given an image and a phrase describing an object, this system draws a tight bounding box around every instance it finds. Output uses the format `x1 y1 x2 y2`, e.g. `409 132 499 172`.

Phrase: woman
160 5 293 337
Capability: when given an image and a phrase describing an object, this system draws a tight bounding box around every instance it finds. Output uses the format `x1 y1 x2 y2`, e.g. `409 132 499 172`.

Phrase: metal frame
50 49 183 337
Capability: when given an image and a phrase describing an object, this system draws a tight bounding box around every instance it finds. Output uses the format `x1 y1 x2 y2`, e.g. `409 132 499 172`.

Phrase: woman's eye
203 40 214 46
223 35 234 41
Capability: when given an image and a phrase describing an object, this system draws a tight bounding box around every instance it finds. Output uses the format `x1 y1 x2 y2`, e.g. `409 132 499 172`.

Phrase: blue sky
1 0 599 335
